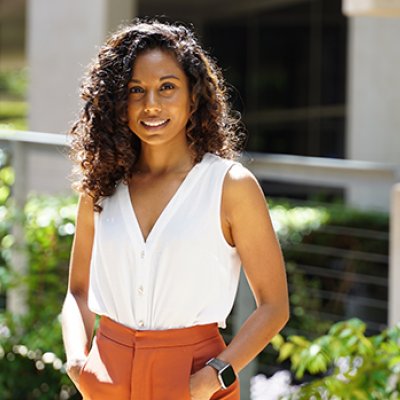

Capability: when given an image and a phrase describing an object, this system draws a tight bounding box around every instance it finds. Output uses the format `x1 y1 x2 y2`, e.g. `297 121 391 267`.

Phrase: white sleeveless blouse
88 153 242 330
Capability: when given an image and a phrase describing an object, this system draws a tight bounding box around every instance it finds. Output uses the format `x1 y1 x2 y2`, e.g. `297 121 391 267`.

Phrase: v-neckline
124 153 210 245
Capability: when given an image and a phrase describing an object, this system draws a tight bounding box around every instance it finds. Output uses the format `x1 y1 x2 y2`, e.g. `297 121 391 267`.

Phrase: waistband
97 316 220 349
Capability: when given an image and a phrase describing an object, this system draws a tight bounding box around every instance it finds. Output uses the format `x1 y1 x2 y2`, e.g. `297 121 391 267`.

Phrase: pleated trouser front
78 316 240 400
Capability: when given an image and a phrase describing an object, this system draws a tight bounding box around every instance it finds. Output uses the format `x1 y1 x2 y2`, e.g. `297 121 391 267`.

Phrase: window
204 0 347 158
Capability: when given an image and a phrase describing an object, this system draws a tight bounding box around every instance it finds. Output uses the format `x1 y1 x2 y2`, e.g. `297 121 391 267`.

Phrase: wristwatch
205 357 236 389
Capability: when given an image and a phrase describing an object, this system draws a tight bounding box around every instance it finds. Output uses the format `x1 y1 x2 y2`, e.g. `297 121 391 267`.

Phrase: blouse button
140 250 145 259
138 320 144 327
138 285 144 295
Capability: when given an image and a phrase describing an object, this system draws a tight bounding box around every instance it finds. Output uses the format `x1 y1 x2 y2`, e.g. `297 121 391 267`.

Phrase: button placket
136 245 149 329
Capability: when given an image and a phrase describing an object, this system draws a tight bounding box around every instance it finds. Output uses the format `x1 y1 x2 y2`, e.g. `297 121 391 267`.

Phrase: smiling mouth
141 119 170 128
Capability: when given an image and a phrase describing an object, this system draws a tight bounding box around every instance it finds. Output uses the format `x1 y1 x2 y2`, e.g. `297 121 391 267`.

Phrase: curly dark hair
69 18 246 212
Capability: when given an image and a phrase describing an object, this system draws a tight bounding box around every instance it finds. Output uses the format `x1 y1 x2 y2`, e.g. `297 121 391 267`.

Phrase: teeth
142 119 168 127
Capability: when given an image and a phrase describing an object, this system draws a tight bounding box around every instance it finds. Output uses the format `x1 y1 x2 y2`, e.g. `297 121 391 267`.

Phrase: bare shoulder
222 163 268 224
223 163 264 200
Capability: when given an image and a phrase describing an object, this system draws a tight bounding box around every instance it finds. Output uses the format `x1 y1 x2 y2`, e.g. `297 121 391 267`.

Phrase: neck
134 145 195 175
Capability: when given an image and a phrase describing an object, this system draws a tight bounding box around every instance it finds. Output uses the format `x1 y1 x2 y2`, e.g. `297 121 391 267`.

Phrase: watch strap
206 357 229 371
206 357 236 390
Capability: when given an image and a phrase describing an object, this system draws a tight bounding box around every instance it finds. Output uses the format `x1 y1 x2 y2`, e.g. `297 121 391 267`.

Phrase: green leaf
308 353 328 374
289 335 310 348
345 335 359 348
0 166 15 186
388 356 400 369
278 342 295 362
271 333 284 350
358 337 374 355
351 389 369 400
339 328 354 339
295 362 307 380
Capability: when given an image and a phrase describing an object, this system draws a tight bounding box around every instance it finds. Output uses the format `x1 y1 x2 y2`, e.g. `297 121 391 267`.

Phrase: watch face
221 365 236 387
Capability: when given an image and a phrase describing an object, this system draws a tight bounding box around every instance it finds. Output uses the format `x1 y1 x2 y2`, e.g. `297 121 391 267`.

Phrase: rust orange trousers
78 316 240 399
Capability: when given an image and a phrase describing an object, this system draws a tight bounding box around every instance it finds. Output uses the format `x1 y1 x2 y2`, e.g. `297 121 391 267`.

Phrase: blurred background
0 0 400 399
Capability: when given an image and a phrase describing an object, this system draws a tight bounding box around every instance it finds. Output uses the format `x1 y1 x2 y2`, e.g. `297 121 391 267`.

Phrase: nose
144 90 161 114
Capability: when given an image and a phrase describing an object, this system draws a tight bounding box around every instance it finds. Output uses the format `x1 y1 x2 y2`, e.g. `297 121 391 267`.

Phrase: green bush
272 318 400 399
0 151 14 302
0 101 27 119
257 199 388 380
269 202 333 335
0 151 80 399
0 69 28 100
269 199 388 338
0 100 27 130
0 331 78 400
0 68 28 129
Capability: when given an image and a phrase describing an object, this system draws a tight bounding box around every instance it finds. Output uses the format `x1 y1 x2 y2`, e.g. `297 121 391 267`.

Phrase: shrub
0 69 28 100
0 150 80 399
271 318 400 399
0 100 27 130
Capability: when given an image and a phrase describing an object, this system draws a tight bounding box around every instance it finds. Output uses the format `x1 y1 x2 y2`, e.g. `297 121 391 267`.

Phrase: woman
61 19 289 400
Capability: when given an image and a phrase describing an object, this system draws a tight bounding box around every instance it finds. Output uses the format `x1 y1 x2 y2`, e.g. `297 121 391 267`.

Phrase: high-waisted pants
78 316 240 399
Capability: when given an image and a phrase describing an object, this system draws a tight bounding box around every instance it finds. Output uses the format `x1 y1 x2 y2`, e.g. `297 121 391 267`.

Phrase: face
127 48 191 147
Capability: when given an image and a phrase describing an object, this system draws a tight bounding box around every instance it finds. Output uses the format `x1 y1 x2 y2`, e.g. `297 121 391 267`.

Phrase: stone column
345 14 400 209
28 0 136 135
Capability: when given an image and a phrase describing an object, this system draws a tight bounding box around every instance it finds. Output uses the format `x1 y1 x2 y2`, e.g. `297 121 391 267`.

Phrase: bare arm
61 193 96 383
190 165 289 398
215 164 289 373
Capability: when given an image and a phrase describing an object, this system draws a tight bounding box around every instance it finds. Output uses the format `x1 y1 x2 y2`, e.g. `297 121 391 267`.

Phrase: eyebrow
129 75 181 83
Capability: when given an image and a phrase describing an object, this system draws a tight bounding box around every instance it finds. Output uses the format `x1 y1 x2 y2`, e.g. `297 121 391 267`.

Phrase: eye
129 86 144 94
160 82 175 91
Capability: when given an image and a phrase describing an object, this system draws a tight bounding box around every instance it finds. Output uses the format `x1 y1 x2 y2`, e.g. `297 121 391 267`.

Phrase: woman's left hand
189 366 221 400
